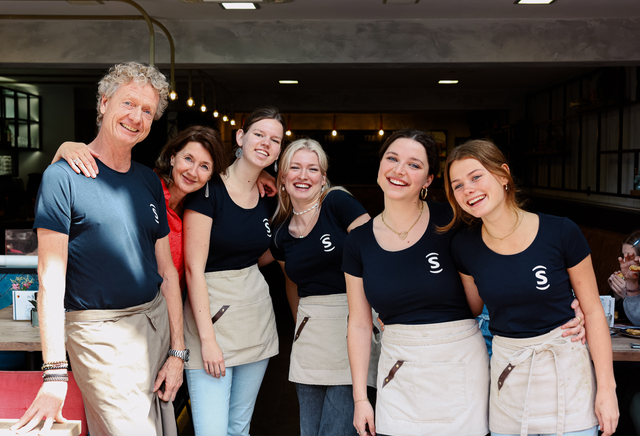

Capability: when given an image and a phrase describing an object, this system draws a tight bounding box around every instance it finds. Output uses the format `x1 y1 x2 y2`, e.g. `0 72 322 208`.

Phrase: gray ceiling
1 0 638 21
0 0 638 109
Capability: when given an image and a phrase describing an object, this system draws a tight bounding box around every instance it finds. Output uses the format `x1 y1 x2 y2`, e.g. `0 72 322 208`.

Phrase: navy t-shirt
184 173 274 272
342 201 472 325
271 190 367 298
34 159 170 311
451 214 590 338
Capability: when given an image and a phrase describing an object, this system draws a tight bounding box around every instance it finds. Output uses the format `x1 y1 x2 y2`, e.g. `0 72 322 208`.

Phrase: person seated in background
609 230 640 323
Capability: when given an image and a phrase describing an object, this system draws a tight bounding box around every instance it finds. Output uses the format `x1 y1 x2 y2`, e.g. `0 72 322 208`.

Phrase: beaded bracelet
41 361 69 371
42 374 69 383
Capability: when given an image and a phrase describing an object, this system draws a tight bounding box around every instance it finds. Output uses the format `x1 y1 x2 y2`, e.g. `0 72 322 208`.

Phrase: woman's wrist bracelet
354 398 370 404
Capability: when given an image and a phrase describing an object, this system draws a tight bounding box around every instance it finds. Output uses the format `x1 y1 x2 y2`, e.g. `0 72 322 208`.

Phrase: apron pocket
213 294 276 354
493 343 593 421
379 356 467 423
292 315 349 370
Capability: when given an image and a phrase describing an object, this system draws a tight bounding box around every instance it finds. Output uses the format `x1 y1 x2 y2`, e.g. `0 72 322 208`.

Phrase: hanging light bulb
332 130 337 137
187 70 194 107
200 103 207 112
286 130 292 136
286 115 292 136
332 114 337 137
213 110 219 118
223 114 229 122
378 115 384 136
169 90 177 101
230 119 236 126
199 71 207 113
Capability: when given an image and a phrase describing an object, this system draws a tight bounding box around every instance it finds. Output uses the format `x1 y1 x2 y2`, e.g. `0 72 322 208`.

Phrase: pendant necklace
381 201 424 240
484 212 523 241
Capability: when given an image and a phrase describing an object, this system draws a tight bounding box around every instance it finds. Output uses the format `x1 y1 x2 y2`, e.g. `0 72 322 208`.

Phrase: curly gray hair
96 62 169 128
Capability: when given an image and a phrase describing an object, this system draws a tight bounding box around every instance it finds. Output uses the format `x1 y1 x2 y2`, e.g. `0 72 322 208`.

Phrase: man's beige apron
184 264 279 368
490 326 598 436
375 319 489 436
288 293 380 387
65 291 176 436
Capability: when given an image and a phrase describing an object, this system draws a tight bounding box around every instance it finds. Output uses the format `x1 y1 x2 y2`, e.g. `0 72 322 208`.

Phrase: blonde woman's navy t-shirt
271 189 367 298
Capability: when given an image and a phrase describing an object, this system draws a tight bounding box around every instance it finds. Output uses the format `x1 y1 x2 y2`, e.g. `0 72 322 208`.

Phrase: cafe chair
0 370 87 436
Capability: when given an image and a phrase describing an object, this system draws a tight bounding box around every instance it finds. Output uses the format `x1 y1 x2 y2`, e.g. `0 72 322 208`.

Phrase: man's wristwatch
168 348 190 362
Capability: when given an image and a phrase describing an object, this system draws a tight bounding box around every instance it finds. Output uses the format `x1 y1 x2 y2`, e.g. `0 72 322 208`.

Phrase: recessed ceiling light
279 80 298 84
514 0 555 4
438 80 459 85
220 2 258 9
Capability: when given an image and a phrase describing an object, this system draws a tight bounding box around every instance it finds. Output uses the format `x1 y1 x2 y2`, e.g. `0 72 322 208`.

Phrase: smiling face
99 82 159 148
283 149 326 205
449 157 509 220
378 138 433 201
236 118 283 169
170 141 214 198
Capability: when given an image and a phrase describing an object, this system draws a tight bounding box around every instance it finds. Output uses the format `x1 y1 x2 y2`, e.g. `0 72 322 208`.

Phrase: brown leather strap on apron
497 363 516 391
294 316 310 342
211 305 230 324
382 360 404 388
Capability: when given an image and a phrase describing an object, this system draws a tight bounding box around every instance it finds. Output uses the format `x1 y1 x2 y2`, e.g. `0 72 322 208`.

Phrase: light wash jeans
476 304 493 357
491 425 599 436
186 358 270 436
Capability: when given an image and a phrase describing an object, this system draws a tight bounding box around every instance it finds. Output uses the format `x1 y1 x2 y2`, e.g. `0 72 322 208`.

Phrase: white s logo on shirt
532 265 550 290
425 253 443 274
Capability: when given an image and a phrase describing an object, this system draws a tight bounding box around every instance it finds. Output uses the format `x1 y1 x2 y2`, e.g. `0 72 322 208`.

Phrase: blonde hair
440 139 523 232
96 62 169 128
271 138 349 230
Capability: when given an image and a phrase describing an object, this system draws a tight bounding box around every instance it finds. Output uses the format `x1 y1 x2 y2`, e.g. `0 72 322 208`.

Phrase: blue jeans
295 383 356 436
186 358 270 436
476 305 493 357
491 425 598 436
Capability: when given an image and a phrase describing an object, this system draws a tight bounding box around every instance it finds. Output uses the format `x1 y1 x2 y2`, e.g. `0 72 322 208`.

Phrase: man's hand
10 382 68 434
153 356 184 402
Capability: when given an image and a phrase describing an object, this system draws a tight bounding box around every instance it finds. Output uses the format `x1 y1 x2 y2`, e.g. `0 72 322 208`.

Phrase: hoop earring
420 187 428 200
205 180 209 198
235 147 243 159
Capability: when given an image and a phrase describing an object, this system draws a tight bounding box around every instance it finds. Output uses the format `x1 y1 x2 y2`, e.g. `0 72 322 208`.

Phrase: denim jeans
491 425 598 436
186 358 269 436
295 383 357 436
477 304 493 357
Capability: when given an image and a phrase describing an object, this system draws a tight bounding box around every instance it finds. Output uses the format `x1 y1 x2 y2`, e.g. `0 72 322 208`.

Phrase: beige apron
490 326 598 436
288 293 380 387
65 291 176 436
376 319 489 436
184 264 279 368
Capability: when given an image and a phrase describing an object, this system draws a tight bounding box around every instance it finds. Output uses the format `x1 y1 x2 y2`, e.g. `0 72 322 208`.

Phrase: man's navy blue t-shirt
34 159 169 311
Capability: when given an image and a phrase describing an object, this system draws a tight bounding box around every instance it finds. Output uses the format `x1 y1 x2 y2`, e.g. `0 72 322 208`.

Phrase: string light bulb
213 110 219 118
169 90 177 101
187 70 194 107
187 97 194 107
200 103 207 112
223 114 229 122
332 114 337 137
230 119 236 126
378 115 384 136
286 115 292 136
286 130 292 136
332 130 337 137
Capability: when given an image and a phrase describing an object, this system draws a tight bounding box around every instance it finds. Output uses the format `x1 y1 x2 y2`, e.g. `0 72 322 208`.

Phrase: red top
161 178 185 282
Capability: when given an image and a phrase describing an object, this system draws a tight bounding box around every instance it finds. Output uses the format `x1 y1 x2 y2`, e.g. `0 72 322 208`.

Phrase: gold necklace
381 201 424 240
295 207 319 239
484 212 523 241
